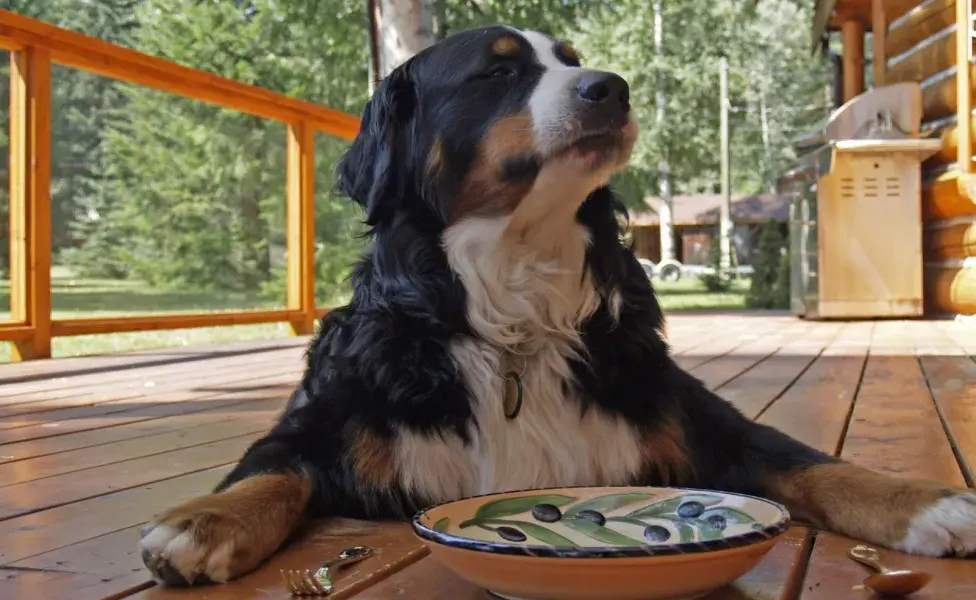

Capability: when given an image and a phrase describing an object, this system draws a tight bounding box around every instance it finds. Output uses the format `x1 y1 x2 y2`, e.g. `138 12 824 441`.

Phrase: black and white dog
140 26 976 585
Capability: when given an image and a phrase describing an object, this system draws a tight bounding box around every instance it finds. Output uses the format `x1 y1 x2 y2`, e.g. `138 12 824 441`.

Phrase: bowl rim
411 485 791 559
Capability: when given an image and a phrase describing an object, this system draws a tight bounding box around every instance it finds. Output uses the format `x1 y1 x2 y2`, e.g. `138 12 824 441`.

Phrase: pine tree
747 219 787 309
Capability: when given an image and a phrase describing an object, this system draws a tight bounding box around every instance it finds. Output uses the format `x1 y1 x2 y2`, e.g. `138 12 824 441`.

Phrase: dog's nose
576 72 630 111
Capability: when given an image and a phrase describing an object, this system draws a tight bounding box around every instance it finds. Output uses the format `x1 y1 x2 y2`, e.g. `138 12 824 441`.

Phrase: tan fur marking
555 42 580 63
766 462 951 547
351 429 397 486
641 416 694 486
453 113 536 222
492 36 520 56
427 136 444 179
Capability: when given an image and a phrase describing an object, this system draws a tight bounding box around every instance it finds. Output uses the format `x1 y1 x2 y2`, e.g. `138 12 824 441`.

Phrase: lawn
0 268 749 363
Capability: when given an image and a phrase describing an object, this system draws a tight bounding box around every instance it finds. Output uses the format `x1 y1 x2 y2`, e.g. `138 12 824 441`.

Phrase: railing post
286 120 317 335
9 47 52 361
956 0 972 175
871 0 886 88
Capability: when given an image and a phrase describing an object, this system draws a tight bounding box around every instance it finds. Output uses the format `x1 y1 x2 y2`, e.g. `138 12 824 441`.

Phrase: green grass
653 277 750 312
0 267 750 363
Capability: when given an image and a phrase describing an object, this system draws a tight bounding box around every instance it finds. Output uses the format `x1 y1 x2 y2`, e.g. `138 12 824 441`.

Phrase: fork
280 546 373 596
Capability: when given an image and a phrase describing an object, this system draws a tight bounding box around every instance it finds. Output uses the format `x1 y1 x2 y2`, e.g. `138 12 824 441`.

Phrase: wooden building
811 0 976 314
629 194 790 265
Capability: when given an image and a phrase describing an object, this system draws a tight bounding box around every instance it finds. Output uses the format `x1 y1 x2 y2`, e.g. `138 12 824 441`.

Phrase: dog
140 26 976 586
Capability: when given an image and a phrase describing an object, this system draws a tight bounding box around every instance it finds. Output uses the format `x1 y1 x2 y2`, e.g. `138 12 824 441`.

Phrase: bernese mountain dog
140 26 976 586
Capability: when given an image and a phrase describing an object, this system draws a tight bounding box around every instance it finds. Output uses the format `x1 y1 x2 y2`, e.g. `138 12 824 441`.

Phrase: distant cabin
627 194 790 266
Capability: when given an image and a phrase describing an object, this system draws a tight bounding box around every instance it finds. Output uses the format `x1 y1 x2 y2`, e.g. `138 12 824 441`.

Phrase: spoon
847 544 932 597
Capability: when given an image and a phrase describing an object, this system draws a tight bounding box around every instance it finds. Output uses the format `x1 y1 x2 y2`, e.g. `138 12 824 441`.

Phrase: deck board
0 314 972 600
798 321 975 599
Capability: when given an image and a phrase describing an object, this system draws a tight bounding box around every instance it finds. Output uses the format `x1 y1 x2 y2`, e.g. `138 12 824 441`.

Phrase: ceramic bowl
412 486 790 600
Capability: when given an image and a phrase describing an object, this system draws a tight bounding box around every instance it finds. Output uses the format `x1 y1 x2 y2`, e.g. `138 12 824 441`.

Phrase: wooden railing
0 9 361 361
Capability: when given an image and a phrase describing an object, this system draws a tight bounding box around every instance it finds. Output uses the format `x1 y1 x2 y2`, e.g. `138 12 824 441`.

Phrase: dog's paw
139 473 310 586
897 491 976 557
139 497 256 586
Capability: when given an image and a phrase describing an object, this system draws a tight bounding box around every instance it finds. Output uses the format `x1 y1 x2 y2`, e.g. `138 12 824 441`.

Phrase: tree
63 0 372 304
570 0 831 211
367 0 434 90
0 0 138 276
746 219 788 309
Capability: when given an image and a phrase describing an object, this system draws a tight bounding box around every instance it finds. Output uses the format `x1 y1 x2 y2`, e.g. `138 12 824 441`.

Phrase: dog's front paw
139 473 311 585
898 491 976 557
140 496 259 585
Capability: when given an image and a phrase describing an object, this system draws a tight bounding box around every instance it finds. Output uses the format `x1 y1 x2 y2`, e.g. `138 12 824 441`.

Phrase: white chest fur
392 217 646 502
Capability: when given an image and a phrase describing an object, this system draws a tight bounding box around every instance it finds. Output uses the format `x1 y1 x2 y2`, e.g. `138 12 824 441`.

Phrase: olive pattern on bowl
433 490 777 550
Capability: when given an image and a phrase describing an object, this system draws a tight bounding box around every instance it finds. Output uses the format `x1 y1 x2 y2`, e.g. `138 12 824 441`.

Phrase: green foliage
0 0 828 310
746 219 789 309
571 0 831 210
698 231 731 293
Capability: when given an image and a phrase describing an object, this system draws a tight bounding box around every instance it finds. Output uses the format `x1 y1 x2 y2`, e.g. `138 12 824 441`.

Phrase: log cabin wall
883 0 976 314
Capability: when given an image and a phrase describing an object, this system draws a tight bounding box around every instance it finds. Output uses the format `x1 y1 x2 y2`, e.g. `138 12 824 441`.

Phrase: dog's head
336 26 638 229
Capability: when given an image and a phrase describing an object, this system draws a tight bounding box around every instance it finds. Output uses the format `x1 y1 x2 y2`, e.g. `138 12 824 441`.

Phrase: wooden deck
0 314 974 600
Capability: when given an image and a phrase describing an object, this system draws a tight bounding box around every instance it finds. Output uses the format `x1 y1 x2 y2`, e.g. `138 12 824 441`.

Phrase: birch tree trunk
654 0 676 264
367 0 435 93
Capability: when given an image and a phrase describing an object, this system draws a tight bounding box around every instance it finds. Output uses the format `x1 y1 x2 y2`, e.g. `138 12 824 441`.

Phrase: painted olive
676 501 705 518
644 525 671 543
531 503 563 523
706 514 727 531
496 526 527 542
575 510 606 526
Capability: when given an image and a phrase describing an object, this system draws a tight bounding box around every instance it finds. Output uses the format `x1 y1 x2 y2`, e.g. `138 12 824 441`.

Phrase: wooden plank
689 320 811 391
0 434 262 521
0 10 359 139
0 465 231 565
0 361 298 433
286 121 317 335
0 371 297 446
0 336 305 384
798 323 974 600
0 396 283 465
665 315 754 356
8 47 53 361
0 348 301 419
717 322 844 419
798 533 976 600
673 319 780 372
886 0 955 59
923 170 976 220
924 217 976 259
924 263 976 314
886 25 956 85
920 354 976 484
758 321 872 463
51 309 301 337
0 406 277 487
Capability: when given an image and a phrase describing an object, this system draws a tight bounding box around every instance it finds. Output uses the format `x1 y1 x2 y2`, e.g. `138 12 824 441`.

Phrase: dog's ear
336 67 416 226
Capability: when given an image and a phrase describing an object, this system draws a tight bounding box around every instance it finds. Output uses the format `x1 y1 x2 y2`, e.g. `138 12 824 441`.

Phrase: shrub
747 219 790 309
698 228 732 292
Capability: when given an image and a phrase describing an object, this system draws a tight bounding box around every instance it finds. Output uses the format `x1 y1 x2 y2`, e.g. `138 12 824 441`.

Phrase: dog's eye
483 62 518 80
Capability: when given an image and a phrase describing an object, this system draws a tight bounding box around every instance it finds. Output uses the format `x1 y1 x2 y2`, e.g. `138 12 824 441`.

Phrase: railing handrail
0 9 361 138
0 10 363 361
